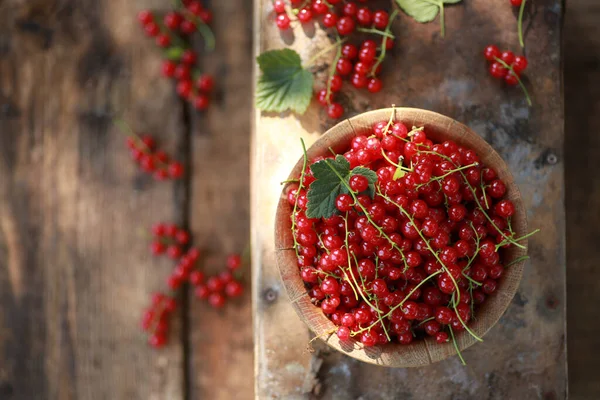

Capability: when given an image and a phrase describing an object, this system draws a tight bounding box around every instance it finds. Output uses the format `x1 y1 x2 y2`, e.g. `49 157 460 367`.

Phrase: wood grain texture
564 1 600 399
0 0 186 399
187 0 254 398
274 108 528 368
252 0 566 398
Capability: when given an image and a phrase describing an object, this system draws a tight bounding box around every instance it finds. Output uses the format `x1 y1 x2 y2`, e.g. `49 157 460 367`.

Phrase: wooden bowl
275 108 528 367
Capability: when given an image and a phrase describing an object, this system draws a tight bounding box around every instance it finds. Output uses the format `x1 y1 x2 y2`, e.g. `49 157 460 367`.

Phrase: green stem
439 2 445 38
290 139 309 257
449 326 466 365
494 57 532 106
181 10 215 51
518 0 527 48
356 27 395 38
369 10 399 76
504 255 530 268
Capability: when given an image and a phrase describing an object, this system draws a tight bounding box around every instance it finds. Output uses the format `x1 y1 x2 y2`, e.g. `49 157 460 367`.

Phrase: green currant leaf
306 156 378 219
395 0 462 36
256 49 314 114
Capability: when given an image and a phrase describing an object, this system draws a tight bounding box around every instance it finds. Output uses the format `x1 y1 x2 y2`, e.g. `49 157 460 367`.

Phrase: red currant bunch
150 222 191 257
137 2 215 111
272 1 397 119
286 111 537 353
141 292 178 348
483 45 531 105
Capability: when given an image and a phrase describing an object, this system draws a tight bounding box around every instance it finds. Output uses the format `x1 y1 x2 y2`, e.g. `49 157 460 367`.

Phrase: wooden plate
274 108 528 367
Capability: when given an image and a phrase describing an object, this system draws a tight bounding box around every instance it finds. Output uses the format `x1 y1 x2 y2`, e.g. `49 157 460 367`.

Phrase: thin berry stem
290 139 309 257
494 57 532 106
518 0 527 48
449 326 466 365
370 10 398 77
356 27 395 38
181 10 216 51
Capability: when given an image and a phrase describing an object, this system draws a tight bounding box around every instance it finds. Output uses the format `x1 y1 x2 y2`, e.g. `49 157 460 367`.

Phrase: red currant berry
373 11 389 29
155 34 171 47
342 2 357 16
337 326 351 341
276 14 291 30
138 10 154 25
327 102 344 119
341 43 358 60
193 94 210 110
513 55 528 73
510 0 523 6
489 62 508 79
164 12 183 30
162 60 177 77
367 78 382 93
335 193 353 212
312 0 328 14
150 241 165 255
336 16 355 35
336 58 353 75
176 80 193 99
144 22 160 37
225 280 244 297
189 271 205 286
356 8 372 26
297 8 313 23
227 254 242 270
208 292 226 308
329 75 343 92
169 162 184 179
167 245 182 259
349 174 369 192
175 229 190 244
195 284 210 299
187 1 203 15
323 12 338 28
505 70 519 86
484 45 500 61
180 20 197 35
199 9 212 24
273 0 286 14
495 199 515 218
500 51 515 65
351 73 367 89
435 331 449 344
148 333 167 348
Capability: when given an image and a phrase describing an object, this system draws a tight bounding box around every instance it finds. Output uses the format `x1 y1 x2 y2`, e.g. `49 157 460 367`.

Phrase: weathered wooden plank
0 1 186 398
252 0 566 398
187 0 255 398
564 1 600 399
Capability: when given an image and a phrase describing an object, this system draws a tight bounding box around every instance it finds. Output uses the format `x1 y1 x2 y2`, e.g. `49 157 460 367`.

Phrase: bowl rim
274 107 528 367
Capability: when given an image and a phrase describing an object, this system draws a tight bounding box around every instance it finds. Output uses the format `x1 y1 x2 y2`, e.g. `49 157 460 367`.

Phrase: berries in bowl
275 108 535 367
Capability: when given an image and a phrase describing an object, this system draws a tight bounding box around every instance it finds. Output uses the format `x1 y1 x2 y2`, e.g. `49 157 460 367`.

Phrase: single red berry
148 333 167 348
513 55 528 72
156 34 171 47
196 74 214 92
165 224 178 236
175 64 191 80
484 45 500 61
181 50 197 65
180 20 197 35
367 78 382 93
329 75 343 92
327 103 344 119
500 51 515 65
495 199 515 218
351 73 367 89
166 245 182 259
382 37 394 50
323 12 338 28
273 0 286 14
510 0 523 6
152 223 166 236
336 58 353 76
356 8 372 26
144 22 160 37
195 284 210 299
227 254 242 270
341 44 358 60
150 241 165 255
138 10 154 25
164 12 183 30
435 331 449 344
505 71 519 86
155 151 169 163
176 80 192 99
354 61 372 76
193 94 210 110
336 16 355 35
189 270 205 286
489 62 508 79
168 162 184 179
199 9 212 24
336 193 353 212
343 2 357 16
175 229 190 244
140 154 156 172
349 174 369 192
276 14 291 30
359 46 376 63
225 280 244 297
167 274 181 290
312 0 328 14
297 8 313 23
187 1 203 15
162 60 177 77
373 10 389 29
208 292 226 308
337 326 350 341
207 276 225 292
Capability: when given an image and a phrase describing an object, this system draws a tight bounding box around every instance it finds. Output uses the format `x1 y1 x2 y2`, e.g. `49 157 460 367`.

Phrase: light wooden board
252 0 567 398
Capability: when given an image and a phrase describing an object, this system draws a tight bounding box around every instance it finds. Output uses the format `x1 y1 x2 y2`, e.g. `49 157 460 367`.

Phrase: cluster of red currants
483 45 528 86
273 0 396 119
125 133 184 180
287 117 530 348
142 222 245 348
137 1 215 111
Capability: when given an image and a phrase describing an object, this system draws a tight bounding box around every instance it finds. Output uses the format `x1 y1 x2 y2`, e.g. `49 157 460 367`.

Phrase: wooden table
0 0 253 399
252 0 567 398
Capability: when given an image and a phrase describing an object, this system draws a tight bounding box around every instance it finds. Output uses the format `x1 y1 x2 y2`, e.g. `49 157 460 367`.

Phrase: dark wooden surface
564 1 600 399
252 0 567 398
0 0 253 399
0 0 599 399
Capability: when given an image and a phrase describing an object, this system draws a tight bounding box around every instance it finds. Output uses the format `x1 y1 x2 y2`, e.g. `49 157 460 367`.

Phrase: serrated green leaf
306 156 378 219
395 0 439 23
256 49 313 114
395 0 462 36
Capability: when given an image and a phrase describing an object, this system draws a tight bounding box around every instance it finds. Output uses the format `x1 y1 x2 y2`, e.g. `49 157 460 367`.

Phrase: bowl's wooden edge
274 108 529 367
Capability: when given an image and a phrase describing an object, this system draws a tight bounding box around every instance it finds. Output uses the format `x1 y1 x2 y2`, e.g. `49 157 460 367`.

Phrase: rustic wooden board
252 0 567 398
564 1 600 399
0 0 187 398
187 0 254 398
